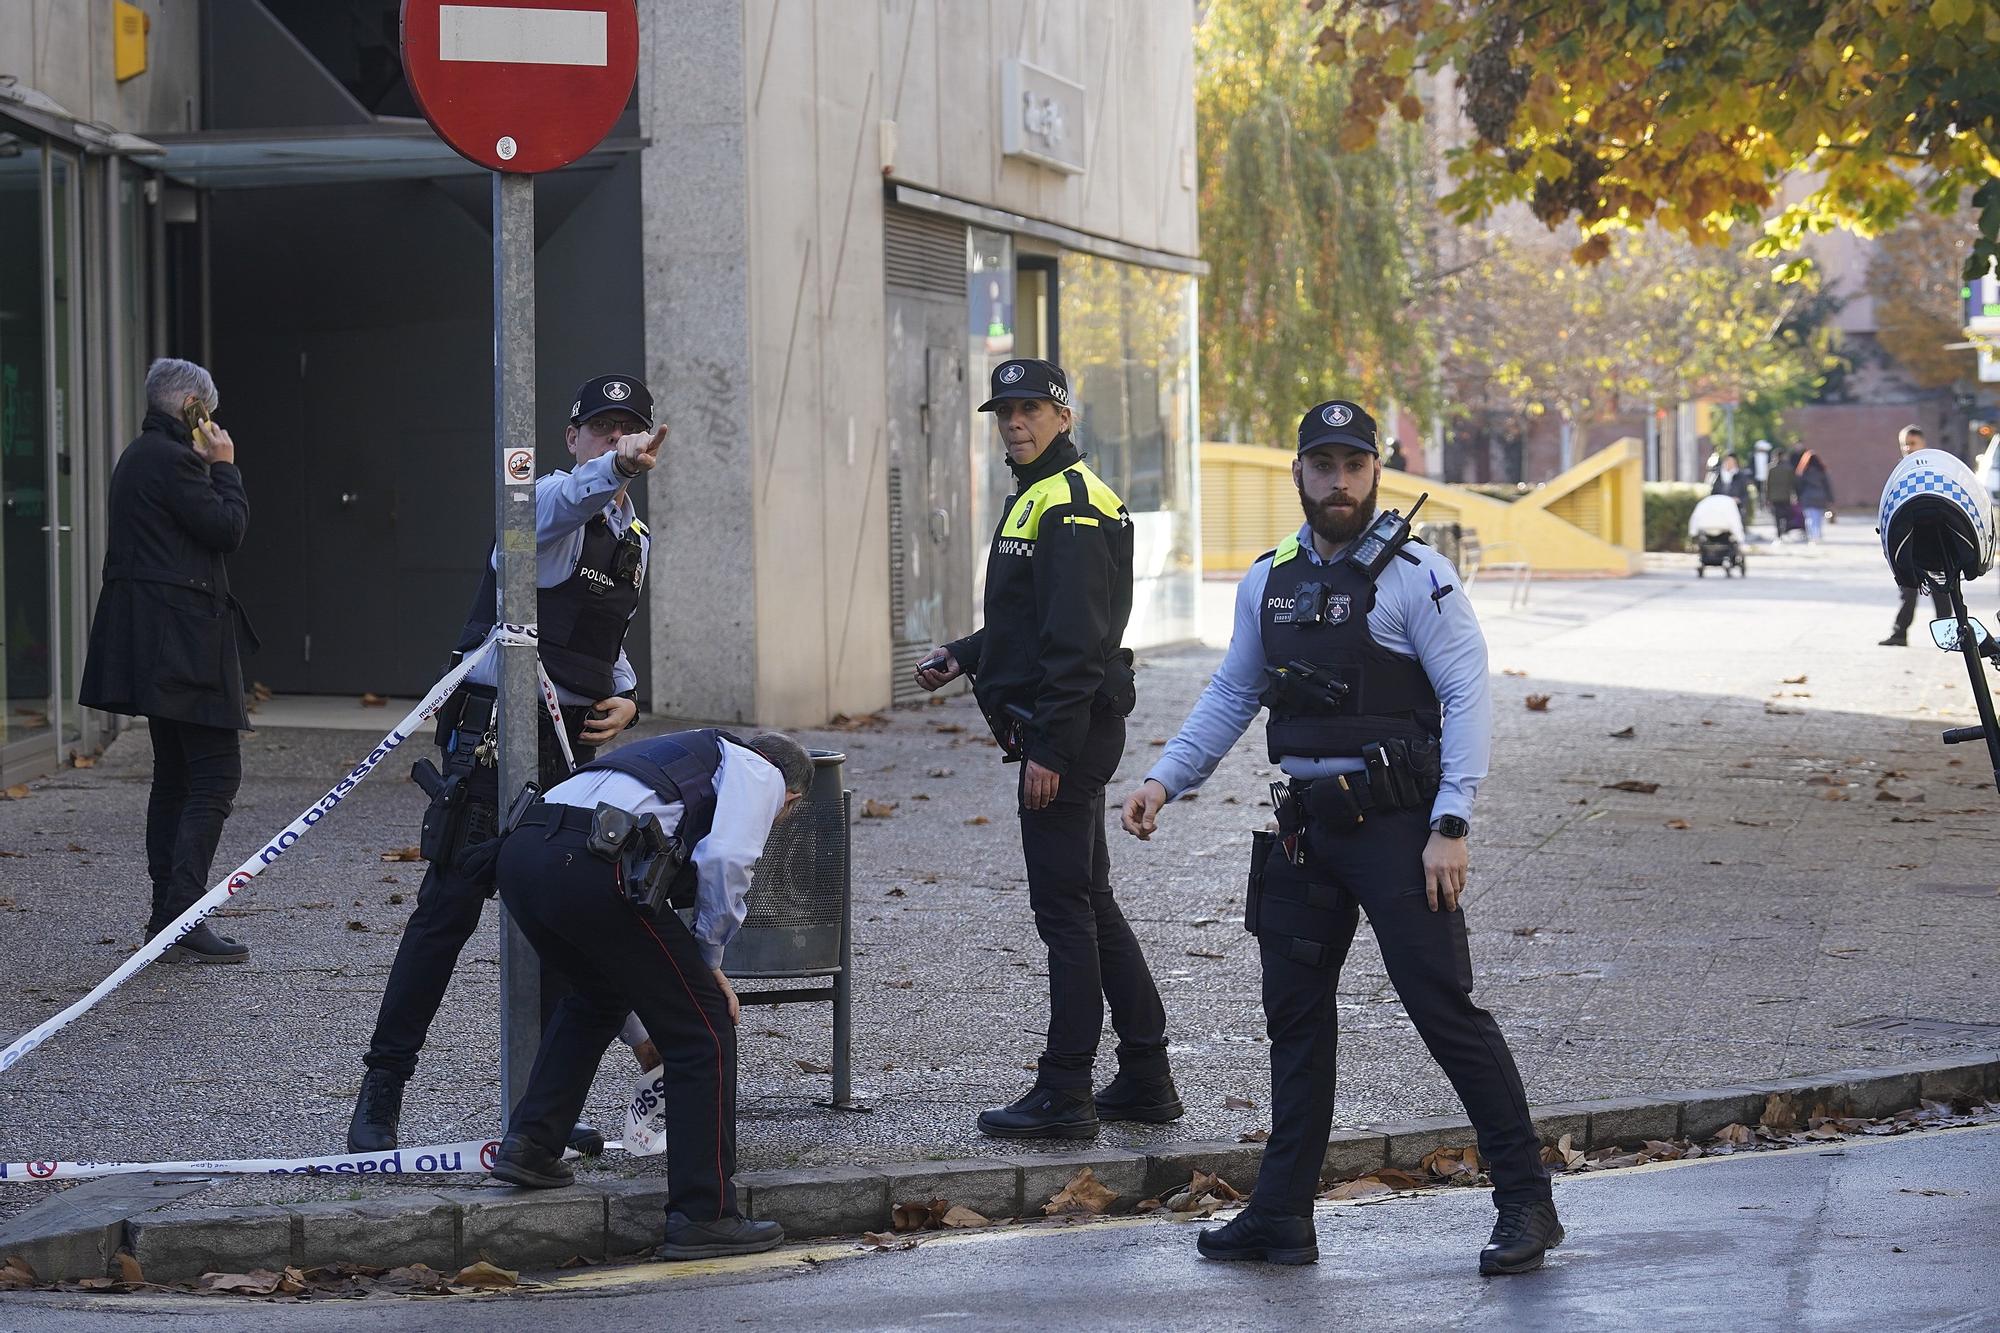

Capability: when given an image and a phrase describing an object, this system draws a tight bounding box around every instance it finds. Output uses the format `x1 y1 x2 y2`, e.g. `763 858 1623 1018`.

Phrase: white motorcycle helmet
1879 448 1995 586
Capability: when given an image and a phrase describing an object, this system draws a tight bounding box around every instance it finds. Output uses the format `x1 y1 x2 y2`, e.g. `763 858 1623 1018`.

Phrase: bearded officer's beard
1299 478 1379 546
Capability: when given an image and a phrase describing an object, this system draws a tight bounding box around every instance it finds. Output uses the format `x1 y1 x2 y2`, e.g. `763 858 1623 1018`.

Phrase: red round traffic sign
401 0 637 174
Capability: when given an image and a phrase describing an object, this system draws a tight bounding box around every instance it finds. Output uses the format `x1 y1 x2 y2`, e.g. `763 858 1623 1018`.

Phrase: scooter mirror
1930 616 1994 652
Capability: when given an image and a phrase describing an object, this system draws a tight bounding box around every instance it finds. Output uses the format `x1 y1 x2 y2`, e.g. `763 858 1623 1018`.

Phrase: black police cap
1296 399 1378 456
570 374 654 427
978 359 1072 412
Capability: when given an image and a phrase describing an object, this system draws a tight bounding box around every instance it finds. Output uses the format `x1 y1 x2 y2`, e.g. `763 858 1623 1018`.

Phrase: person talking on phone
349 373 662 1154
83 358 260 964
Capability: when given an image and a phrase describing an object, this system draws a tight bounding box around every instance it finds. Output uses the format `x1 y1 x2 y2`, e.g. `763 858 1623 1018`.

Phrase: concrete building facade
0 0 1203 782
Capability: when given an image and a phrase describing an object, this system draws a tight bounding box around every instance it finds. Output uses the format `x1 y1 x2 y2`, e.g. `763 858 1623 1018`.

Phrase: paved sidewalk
1 517 1996 1222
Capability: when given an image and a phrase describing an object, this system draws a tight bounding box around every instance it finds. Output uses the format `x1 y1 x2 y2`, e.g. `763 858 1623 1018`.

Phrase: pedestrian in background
80 358 258 963
1793 449 1834 543
1882 425 1951 646
1765 444 1796 540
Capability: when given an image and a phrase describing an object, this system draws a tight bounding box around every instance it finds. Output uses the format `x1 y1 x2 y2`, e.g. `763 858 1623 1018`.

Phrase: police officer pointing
916 358 1176 1140
348 373 662 1153
1120 400 1561 1273
485 727 813 1260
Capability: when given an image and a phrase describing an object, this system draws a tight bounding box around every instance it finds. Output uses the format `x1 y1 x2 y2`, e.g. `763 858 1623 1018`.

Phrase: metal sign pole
493 169 541 1116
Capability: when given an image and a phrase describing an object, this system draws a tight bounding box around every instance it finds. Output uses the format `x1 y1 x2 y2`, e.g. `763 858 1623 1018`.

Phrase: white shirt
542 738 787 970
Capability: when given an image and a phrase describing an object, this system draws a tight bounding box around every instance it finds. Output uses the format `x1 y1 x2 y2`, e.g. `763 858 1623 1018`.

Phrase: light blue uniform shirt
463 451 648 705
1145 522 1491 825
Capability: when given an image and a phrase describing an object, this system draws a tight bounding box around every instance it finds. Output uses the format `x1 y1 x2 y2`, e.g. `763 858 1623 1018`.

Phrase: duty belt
511 802 596 838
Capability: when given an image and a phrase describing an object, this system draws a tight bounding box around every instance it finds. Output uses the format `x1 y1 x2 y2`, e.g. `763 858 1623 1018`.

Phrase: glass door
0 134 51 759
49 148 83 759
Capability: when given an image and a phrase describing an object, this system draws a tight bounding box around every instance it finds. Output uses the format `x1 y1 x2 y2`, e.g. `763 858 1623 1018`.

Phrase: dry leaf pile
1135 1170 1245 1219
0 1254 524 1300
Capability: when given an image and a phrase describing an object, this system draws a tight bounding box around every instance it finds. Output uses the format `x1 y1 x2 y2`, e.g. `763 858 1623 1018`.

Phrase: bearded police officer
485 727 813 1260
348 373 662 1153
915 358 1175 1140
1119 400 1560 1274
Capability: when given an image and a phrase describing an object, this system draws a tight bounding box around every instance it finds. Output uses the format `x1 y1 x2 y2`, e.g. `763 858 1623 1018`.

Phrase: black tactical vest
456 513 647 700
1258 533 1441 761
578 727 736 906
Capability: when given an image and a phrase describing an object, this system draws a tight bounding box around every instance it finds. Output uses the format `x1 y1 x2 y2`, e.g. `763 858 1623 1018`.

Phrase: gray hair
746 731 814 795
145 358 218 417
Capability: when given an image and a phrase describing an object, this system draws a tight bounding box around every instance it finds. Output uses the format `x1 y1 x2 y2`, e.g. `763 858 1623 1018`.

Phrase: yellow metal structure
1199 438 1646 577
114 1 149 83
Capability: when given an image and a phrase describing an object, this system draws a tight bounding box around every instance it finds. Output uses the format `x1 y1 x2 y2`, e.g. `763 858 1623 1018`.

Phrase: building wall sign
1001 58 1084 175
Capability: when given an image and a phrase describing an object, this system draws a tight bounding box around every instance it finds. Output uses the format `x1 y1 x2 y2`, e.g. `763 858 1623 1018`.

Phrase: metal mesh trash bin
727 749 862 1109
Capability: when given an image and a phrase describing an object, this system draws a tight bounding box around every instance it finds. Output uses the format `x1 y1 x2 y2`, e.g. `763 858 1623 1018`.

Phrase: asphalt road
6 1124 1995 1331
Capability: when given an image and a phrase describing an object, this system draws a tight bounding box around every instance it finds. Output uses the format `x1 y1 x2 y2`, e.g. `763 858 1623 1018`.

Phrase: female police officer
1118 400 1561 1274
915 359 1176 1140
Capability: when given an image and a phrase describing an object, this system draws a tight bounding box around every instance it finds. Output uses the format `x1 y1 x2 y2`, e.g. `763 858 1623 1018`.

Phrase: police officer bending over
486 728 813 1261
1120 400 1561 1274
917 358 1175 1140
349 374 662 1154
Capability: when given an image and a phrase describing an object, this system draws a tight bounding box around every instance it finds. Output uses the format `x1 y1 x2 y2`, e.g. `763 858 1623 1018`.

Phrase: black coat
80 410 257 730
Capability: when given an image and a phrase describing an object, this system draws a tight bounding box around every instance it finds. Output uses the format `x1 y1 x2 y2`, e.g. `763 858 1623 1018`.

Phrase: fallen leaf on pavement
927 767 954 778
964 815 990 826
932 723 965 735
2 785 28 800
882 978 913 989
69 754 97 769
1783 674 1808 685
1420 1145 1484 1181
893 1198 951 1232
1225 1095 1257 1110
202 1269 286 1294
862 1232 920 1251
886 887 907 898
116 1252 145 1285
1608 726 1635 739
1602 780 1659 794
1186 947 1225 960
1525 695 1551 712
1760 1095 1802 1134
1765 703 1802 715
1664 818 1691 829
942 1205 990 1228
1713 1123 1757 1146
380 847 423 862
1238 1129 1271 1143
795 1059 832 1075
360 693 388 707
1044 1166 1119 1216
0 1256 37 1290
1818 789 1850 802
828 712 891 732
450 1261 518 1289
346 920 370 932
1541 1132 1585 1170
861 799 899 818
1322 1178 1396 1200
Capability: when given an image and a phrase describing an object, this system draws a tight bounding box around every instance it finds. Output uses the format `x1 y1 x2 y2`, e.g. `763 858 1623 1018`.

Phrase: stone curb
6 1053 1994 1284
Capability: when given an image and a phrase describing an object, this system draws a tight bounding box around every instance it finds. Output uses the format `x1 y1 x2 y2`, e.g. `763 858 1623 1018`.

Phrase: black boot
657 1211 786 1261
976 1085 1099 1140
1880 632 1908 647
1480 1199 1564 1275
568 1120 606 1156
346 1069 405 1153
1196 1209 1318 1265
159 921 250 964
1094 1070 1185 1123
488 1132 574 1189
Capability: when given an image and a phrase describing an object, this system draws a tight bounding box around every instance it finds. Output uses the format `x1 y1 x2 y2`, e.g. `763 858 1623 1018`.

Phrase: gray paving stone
1833 1068 1923 1119
448 1187 605 1269
1322 1128 1387 1180
595 1177 677 1257
127 1206 297 1283
1016 1150 1148 1217
293 1195 459 1272
1581 1097 1681 1148
1379 1115 1477 1169
739 1166 887 1237
877 1158 1022 1221
1912 1056 2000 1105
1668 1087 1767 1140
1528 1103 1593 1149
0 1224 119 1285
1142 1140 1264 1201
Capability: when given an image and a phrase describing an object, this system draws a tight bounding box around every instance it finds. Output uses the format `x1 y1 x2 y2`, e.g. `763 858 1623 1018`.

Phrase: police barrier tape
0 1138 505 1182
0 623 575 1076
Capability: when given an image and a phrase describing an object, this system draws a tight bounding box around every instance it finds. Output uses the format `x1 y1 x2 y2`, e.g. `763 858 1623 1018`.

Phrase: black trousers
1893 583 1952 636
1251 807 1551 1216
1017 710 1168 1089
363 693 593 1080
144 717 244 929
499 818 739 1221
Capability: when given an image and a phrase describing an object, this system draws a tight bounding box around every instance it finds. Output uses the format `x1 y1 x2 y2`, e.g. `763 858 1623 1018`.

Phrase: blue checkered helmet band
1879 448 1994 581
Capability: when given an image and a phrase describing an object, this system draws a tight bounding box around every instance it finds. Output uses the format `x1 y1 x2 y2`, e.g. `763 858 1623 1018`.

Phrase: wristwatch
1433 814 1470 839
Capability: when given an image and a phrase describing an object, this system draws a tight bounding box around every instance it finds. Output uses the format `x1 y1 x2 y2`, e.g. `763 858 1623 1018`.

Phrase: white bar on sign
439 5 608 66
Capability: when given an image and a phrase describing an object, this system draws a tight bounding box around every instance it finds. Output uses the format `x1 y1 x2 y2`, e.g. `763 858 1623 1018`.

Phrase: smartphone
181 398 213 440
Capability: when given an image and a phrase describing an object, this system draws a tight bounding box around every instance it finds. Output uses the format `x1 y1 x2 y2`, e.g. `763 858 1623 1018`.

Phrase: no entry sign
401 1 638 173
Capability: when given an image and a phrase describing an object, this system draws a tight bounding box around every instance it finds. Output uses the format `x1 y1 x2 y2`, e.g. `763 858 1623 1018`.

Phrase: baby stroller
1689 493 1748 578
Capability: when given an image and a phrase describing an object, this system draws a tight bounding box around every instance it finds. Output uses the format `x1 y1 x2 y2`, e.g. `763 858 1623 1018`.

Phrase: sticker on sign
439 4 607 66
504 447 535 483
